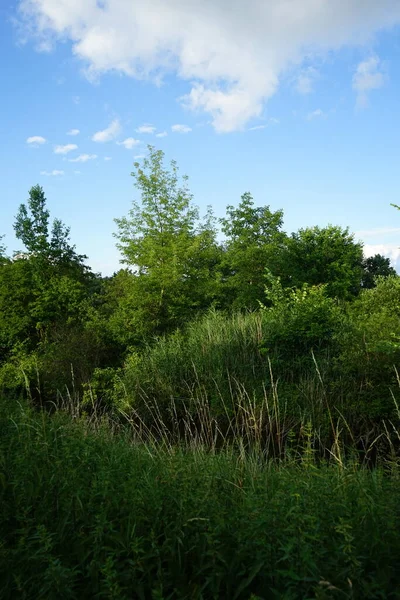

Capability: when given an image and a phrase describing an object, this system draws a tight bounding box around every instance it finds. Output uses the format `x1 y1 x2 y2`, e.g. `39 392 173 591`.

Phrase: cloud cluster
295 66 319 95
117 137 141 149
54 143 78 154
68 154 97 163
18 0 400 131
136 124 156 134
92 119 121 142
171 124 191 134
353 56 385 108
307 108 325 121
40 170 64 176
26 135 46 146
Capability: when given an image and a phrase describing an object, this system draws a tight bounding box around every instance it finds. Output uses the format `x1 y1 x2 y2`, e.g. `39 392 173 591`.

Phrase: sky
1 0 400 275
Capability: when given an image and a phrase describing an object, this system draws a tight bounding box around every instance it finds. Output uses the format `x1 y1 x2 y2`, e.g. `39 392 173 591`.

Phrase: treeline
1 146 399 450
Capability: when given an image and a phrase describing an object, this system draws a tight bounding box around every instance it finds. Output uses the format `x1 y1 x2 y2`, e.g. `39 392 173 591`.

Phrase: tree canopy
113 146 220 338
14 185 88 278
361 254 397 289
220 192 285 309
279 225 364 300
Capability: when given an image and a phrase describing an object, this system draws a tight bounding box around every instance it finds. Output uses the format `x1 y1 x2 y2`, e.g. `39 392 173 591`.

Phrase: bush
334 276 400 420
260 276 343 374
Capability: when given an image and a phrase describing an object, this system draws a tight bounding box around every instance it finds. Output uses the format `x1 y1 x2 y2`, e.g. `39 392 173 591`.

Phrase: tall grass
115 308 400 460
2 396 400 599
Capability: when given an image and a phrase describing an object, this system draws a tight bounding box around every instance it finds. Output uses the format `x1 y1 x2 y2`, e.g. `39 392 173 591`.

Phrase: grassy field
2 396 400 599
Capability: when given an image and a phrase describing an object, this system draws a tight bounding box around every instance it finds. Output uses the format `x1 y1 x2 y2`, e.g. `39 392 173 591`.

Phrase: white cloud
67 128 80 136
40 169 64 176
26 135 46 145
68 154 97 162
54 143 78 154
155 131 167 138
171 124 192 134
295 66 319 95
74 170 81 174
104 156 112 161
353 56 385 108
356 227 400 238
92 119 121 142
307 108 325 120
363 244 400 270
134 154 145 159
72 96 80 104
248 117 279 131
117 137 141 149
136 124 156 134
17 0 400 132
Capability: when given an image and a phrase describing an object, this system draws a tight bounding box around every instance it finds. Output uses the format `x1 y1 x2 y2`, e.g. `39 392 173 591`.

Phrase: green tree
14 185 88 279
0 186 108 400
10 185 97 340
114 146 220 339
0 234 5 259
220 192 286 310
361 254 397 289
0 258 36 355
279 225 364 300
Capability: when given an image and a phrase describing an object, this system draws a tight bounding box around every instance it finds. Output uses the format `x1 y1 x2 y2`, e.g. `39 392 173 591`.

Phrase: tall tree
0 235 6 263
361 254 397 289
220 192 286 309
280 225 364 300
14 185 88 279
114 146 220 339
3 185 94 346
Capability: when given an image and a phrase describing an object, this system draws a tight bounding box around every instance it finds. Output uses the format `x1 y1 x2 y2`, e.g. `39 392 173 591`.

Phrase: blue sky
2 0 400 274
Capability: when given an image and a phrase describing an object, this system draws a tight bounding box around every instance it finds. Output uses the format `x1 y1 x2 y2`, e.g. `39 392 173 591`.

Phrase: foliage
0 186 106 404
121 308 267 420
335 275 400 418
114 146 221 337
0 234 6 260
361 253 397 289
14 185 88 278
0 258 37 355
279 225 364 300
260 273 343 369
3 160 400 597
2 397 400 599
220 192 285 309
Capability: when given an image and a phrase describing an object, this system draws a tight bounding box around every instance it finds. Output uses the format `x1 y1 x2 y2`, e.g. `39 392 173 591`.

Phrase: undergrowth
1 396 400 599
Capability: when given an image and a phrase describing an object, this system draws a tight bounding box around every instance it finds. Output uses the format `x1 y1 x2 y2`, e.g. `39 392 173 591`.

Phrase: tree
14 185 88 279
114 146 220 339
0 258 36 355
220 192 286 310
279 225 364 300
0 186 108 401
361 254 397 289
0 236 7 268
0 185 98 351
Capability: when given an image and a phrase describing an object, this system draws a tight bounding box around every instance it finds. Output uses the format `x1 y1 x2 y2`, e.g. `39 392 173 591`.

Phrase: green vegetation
2 145 400 597
2 397 400 599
